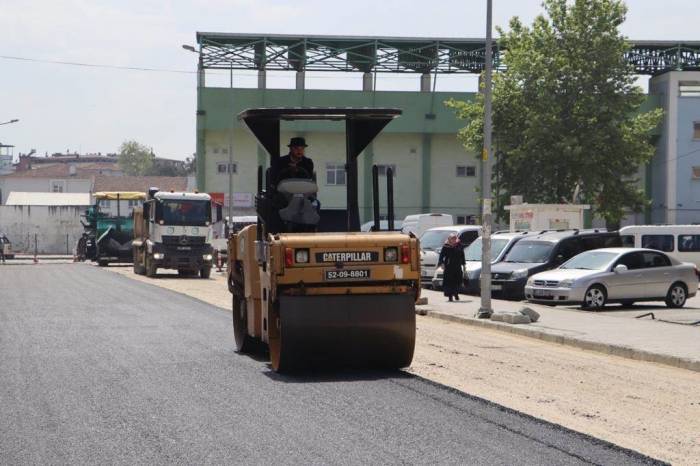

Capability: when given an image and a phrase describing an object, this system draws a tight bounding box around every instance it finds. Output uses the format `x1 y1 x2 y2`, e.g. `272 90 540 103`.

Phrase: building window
326 163 346 186
375 164 397 176
694 122 700 140
692 167 700 179
128 199 141 208
217 162 237 174
456 165 476 177
98 199 111 208
50 180 65 193
457 215 477 225
213 147 220 154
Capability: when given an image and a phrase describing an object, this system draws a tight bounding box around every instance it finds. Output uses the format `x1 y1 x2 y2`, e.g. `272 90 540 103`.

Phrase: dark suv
489 230 622 300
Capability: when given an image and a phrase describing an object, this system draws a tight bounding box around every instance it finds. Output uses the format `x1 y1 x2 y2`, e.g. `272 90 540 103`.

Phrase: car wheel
665 282 687 308
582 285 607 311
620 300 635 307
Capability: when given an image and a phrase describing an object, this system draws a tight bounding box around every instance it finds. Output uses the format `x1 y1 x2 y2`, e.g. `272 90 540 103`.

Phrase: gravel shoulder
104 265 700 465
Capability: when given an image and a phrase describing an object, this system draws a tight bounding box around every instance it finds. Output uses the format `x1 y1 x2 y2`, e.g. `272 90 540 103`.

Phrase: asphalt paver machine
76 191 146 266
227 108 420 372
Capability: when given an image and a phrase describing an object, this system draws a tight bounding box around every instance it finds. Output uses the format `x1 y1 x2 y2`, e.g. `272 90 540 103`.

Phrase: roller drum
270 293 416 372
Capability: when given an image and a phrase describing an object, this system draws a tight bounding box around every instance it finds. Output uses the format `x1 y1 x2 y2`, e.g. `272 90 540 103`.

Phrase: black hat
288 137 308 148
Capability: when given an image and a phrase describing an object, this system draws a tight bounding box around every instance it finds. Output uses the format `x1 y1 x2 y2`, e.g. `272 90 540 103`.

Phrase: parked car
432 231 534 292
489 229 621 300
0 234 13 260
360 220 403 232
619 224 700 268
401 213 454 238
419 225 481 287
525 248 698 310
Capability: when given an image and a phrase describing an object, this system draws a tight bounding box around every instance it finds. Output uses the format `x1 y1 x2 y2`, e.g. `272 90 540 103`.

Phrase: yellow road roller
227 108 420 371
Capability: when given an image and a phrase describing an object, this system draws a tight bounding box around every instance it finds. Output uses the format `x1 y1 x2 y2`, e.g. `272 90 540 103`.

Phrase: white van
619 225 700 267
401 213 454 238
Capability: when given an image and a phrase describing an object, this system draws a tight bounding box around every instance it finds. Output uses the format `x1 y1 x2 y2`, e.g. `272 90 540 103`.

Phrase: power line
0 54 195 74
0 54 478 80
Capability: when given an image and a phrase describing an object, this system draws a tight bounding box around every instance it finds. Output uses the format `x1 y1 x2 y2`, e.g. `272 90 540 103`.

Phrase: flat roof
5 191 91 206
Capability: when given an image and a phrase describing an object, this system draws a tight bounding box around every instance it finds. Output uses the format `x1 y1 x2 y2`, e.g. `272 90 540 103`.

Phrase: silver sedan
524 248 699 310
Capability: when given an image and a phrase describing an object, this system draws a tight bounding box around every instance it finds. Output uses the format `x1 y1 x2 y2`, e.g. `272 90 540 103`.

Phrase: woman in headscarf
438 233 465 302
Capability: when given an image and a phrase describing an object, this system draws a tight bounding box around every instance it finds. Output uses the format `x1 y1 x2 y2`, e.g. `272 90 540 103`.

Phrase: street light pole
478 0 494 319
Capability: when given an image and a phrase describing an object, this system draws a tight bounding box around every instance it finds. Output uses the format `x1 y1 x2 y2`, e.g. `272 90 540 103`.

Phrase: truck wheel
98 259 109 267
145 256 157 278
200 266 212 279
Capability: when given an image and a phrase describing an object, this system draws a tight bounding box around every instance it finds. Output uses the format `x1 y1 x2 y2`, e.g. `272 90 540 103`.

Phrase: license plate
533 289 551 297
492 284 502 291
325 269 370 281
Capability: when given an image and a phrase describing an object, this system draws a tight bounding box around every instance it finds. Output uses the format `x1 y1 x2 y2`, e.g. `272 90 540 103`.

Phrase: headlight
526 277 534 287
559 279 574 288
295 248 309 263
202 254 213 261
384 247 398 262
153 252 165 260
512 269 529 279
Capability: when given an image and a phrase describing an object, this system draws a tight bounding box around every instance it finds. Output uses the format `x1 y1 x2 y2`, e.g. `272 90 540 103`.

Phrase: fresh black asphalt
0 264 663 465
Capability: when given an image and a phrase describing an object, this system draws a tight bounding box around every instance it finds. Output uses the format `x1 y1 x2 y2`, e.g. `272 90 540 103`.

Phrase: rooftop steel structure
196 33 700 76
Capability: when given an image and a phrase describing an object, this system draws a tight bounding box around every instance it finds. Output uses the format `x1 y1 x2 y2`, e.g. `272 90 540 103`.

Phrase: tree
446 0 663 228
118 140 154 176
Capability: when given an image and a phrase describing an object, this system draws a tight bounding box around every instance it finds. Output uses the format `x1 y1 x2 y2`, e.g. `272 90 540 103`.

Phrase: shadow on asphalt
263 367 413 384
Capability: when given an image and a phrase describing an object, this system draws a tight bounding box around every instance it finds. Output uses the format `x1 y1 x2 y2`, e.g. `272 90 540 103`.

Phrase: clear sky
0 0 697 160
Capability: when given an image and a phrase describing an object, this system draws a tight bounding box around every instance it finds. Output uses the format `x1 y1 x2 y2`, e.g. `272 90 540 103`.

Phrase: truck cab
132 189 222 278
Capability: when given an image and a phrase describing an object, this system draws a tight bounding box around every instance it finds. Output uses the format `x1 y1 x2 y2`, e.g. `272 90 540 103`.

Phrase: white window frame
50 179 66 193
456 165 476 177
325 163 346 186
98 199 111 208
217 162 238 174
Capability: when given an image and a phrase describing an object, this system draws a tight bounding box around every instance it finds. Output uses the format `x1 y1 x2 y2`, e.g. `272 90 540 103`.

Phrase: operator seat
277 178 320 228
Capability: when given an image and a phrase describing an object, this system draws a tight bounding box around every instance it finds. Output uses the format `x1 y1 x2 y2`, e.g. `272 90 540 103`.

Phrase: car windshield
158 200 211 226
560 250 617 270
503 241 553 263
464 238 509 262
420 230 455 250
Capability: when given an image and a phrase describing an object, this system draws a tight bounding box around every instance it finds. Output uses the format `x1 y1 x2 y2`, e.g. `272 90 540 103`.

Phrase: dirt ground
104 264 700 465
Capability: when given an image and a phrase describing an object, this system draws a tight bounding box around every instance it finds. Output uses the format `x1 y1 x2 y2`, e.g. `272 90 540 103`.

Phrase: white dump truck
132 188 222 278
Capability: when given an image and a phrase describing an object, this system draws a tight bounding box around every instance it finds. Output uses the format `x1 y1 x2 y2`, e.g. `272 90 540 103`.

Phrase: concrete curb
421 308 700 373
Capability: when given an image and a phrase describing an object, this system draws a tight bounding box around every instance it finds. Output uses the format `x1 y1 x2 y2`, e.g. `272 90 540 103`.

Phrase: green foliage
118 140 154 176
446 0 663 227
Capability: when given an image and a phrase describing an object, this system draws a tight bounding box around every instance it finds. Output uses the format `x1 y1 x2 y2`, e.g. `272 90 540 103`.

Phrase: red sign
209 192 225 206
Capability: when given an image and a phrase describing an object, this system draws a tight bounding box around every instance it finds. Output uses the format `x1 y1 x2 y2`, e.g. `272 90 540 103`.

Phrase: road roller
227 108 420 372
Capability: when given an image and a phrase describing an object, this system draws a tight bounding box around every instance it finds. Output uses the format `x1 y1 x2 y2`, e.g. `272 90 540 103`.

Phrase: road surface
0 264 661 465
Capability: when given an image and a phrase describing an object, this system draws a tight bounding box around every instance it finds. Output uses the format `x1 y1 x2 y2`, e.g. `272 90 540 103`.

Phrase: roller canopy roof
93 192 146 200
237 107 402 159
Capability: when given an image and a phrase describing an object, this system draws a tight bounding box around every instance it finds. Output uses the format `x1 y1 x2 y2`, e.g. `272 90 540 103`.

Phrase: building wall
0 205 86 254
199 88 480 223
0 177 92 204
649 71 700 224
674 94 700 223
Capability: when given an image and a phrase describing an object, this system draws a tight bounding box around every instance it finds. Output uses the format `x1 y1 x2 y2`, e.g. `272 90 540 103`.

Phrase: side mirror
614 264 628 273
216 204 223 223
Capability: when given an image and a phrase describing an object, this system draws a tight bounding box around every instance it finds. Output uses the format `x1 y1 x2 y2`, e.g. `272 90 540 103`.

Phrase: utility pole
478 0 494 319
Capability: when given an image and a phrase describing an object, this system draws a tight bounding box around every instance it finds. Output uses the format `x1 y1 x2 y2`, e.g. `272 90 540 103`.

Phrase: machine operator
270 137 315 186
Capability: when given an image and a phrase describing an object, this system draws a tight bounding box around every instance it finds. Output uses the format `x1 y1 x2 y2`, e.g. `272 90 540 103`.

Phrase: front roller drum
269 293 416 372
